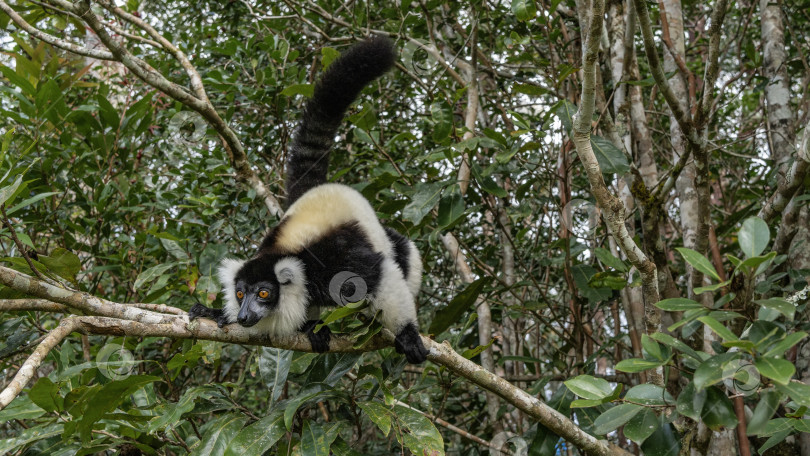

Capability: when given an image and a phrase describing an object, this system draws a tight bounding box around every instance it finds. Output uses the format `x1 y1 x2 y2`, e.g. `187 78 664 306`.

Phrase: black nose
237 307 261 327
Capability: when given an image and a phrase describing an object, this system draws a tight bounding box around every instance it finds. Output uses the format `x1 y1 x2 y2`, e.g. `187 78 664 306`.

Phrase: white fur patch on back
275 184 393 256
218 258 246 324
253 257 310 336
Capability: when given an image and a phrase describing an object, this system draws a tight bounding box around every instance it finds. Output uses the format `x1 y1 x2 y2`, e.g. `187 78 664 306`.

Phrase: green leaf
28 377 63 413
764 332 807 358
738 217 770 258
594 247 628 272
754 298 795 321
134 262 179 289
470 162 507 197
676 382 706 421
564 375 613 400
318 300 367 328
511 0 537 21
393 405 444 456
615 358 665 373
299 421 332 456
592 404 643 435
693 352 739 390
280 84 314 97
676 247 721 281
6 191 60 215
697 316 738 341
625 384 674 406
701 387 737 431
639 423 679 456
747 390 782 435
693 280 731 294
590 135 630 175
358 401 392 436
320 47 340 68
554 99 577 133
0 174 23 206
402 182 443 224
436 193 465 229
430 102 452 142
0 396 45 422
38 248 82 282
755 357 796 385
624 408 659 444
258 347 293 401
654 298 703 311
194 413 249 456
79 375 161 441
428 278 489 335
650 332 702 361
224 410 285 456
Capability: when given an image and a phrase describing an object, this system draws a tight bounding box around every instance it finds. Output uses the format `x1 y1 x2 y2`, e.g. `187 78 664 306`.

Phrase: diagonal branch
0 0 114 60
0 266 630 455
7 0 283 217
0 317 80 408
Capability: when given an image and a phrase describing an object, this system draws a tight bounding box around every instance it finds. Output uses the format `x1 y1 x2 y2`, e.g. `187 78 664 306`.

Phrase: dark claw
300 319 331 353
394 323 429 364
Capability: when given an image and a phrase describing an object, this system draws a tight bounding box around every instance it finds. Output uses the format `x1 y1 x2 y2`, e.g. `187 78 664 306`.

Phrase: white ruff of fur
218 258 246 324
252 257 309 336
275 184 394 257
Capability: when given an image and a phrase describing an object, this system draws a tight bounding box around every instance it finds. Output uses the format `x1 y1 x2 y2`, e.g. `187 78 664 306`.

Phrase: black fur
395 322 429 364
188 303 230 328
384 227 411 282
285 36 396 206
299 319 331 353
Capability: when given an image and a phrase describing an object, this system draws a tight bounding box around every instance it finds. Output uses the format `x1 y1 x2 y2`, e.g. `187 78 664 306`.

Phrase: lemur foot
300 319 331 353
394 323 429 364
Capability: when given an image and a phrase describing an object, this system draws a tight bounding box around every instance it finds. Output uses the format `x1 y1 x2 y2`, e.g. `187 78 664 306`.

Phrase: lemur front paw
188 304 232 328
188 303 215 320
300 320 331 353
394 323 429 364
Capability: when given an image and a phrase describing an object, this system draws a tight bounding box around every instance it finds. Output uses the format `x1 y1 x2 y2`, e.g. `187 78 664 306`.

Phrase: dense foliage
1 0 809 454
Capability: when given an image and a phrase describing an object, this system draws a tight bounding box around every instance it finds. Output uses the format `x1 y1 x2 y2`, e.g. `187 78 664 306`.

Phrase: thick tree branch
0 266 629 455
571 0 662 384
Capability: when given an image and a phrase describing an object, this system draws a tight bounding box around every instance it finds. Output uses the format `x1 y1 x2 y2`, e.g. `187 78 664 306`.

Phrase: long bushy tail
285 36 396 206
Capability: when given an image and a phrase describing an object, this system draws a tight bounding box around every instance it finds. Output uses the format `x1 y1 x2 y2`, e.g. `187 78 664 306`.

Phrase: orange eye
236 291 244 299
258 290 269 299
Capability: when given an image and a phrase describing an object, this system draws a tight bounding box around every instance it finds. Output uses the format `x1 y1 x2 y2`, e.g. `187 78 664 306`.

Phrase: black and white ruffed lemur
189 37 429 364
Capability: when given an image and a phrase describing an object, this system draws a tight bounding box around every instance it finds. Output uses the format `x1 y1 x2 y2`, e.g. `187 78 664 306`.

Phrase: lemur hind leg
299 319 332 353
373 259 429 364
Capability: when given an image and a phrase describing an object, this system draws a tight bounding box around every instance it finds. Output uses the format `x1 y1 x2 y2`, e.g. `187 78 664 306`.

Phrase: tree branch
0 0 115 60
0 266 630 455
571 0 662 384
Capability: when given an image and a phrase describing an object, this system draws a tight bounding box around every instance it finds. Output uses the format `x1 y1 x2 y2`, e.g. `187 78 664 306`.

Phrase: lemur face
233 280 279 326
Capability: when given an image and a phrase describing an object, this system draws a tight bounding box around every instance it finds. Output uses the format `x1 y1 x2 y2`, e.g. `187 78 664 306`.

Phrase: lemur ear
275 257 304 285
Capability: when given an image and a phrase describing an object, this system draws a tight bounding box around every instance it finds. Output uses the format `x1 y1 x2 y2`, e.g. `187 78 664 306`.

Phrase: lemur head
218 256 305 327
